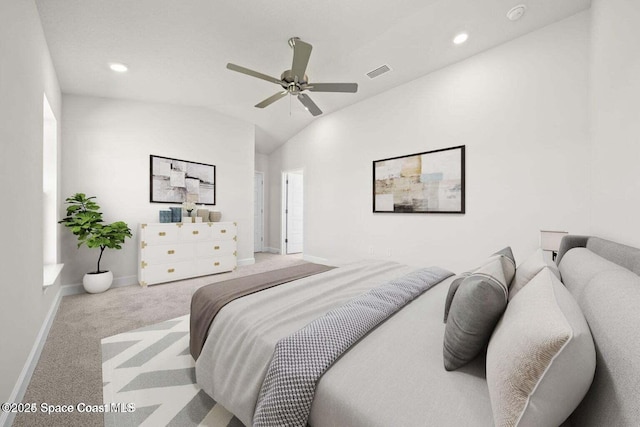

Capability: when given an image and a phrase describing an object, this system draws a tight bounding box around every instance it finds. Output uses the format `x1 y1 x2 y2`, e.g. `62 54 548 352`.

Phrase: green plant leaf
60 193 132 269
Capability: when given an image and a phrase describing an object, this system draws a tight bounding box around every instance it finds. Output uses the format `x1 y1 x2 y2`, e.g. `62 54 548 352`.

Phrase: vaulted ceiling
36 0 590 153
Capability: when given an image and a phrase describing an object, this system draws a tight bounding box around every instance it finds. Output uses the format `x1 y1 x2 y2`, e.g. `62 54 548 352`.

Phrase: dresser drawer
196 256 236 276
142 243 196 265
178 223 212 242
143 224 180 244
196 240 237 257
210 223 237 240
141 260 195 284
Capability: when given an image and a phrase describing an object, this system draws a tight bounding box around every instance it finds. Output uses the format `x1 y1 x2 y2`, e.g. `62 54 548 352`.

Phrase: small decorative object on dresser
197 208 209 222
159 210 172 223
182 201 195 217
169 207 182 222
137 221 237 286
209 211 222 222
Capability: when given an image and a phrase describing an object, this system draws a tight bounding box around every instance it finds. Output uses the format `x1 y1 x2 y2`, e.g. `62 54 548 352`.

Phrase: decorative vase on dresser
137 221 237 286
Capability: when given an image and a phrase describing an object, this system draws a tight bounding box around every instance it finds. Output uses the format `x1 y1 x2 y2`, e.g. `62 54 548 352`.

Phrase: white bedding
195 260 493 426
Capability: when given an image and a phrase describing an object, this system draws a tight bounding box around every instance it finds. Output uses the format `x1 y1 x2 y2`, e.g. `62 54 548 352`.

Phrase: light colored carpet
14 253 306 427
102 315 239 427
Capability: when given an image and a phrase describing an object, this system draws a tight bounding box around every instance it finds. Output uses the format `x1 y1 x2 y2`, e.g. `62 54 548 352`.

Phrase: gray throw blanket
252 266 454 427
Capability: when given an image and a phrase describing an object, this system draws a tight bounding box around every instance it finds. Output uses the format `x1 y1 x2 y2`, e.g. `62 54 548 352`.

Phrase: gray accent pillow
493 246 516 277
486 268 595 426
443 247 515 323
443 256 510 371
495 246 516 288
442 274 468 323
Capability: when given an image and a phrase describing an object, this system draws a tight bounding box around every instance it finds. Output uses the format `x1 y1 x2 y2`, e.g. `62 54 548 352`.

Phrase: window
43 94 62 286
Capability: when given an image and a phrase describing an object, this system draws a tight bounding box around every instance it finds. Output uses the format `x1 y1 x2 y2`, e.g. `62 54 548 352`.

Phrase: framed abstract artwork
373 145 465 214
150 155 216 205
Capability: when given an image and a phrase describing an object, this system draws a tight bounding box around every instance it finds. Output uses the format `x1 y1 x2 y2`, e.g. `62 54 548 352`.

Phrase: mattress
195 260 493 426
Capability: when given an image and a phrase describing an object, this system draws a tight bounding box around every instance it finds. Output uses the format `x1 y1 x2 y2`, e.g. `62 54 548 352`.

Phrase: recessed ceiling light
507 5 527 21
109 63 128 73
453 33 469 45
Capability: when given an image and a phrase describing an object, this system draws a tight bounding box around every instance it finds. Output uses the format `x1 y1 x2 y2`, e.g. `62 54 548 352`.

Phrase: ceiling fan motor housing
280 70 309 89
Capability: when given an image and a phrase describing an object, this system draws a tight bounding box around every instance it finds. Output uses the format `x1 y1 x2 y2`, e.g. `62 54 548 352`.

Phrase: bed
192 237 640 426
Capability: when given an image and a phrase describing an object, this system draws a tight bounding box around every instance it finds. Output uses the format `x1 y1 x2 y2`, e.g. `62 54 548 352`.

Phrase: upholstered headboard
556 236 640 426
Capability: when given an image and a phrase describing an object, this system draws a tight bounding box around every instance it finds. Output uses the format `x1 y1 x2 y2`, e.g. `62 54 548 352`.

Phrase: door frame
254 171 264 253
281 169 304 255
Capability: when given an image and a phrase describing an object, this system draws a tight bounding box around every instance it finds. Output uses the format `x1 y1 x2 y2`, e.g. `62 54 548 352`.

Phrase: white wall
255 152 270 250
255 153 270 174
0 0 62 407
61 95 255 286
589 0 640 248
268 12 591 272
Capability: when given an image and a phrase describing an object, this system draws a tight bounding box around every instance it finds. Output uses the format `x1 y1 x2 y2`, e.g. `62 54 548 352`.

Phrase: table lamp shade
540 230 568 251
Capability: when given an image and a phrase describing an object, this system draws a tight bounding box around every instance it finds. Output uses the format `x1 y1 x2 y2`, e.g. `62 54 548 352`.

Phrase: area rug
101 315 244 426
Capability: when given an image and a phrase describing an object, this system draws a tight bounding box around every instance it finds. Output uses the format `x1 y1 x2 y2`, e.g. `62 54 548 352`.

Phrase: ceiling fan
226 37 358 117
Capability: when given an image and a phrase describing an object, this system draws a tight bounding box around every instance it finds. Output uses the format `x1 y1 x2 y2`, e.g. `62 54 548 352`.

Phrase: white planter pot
83 271 113 294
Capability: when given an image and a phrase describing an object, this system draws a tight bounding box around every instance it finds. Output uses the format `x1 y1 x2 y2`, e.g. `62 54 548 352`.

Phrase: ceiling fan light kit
226 37 358 117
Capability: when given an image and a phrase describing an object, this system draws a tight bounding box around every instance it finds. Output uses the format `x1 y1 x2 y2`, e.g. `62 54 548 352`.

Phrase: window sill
43 264 64 288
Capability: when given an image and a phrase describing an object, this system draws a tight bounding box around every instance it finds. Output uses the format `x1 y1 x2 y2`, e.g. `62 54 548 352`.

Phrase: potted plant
59 193 132 293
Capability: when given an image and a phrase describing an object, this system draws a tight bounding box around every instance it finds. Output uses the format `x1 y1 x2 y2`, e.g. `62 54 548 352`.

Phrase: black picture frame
373 145 465 214
149 155 216 205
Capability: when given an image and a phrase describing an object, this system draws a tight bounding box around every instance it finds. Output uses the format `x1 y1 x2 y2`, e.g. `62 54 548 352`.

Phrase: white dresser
137 221 237 286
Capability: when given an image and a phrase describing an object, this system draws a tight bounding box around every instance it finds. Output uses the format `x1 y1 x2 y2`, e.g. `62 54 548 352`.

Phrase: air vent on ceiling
366 64 392 79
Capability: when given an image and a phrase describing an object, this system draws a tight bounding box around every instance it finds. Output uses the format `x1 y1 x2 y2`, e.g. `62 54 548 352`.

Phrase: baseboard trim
238 257 256 266
265 247 281 254
1 287 63 427
303 254 329 264
61 274 139 296
60 283 84 296
113 274 138 288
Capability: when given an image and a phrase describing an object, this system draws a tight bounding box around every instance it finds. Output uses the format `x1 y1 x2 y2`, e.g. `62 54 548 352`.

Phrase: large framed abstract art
150 155 216 205
373 145 465 214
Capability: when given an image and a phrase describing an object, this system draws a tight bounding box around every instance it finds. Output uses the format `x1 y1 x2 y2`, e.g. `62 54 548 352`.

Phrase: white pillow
509 248 559 301
486 268 595 427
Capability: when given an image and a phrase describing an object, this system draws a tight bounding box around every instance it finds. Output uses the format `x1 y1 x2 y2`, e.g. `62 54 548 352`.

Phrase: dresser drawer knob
214 245 220 250
167 250 175 255
221 229 227 234
192 230 199 235
159 232 166 236
168 268 175 273
214 262 220 266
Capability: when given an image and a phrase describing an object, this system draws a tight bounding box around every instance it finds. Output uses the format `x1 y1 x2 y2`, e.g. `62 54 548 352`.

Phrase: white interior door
285 172 303 254
254 172 264 252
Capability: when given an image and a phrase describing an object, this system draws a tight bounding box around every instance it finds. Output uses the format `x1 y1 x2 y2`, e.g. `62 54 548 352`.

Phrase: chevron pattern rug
101 315 244 426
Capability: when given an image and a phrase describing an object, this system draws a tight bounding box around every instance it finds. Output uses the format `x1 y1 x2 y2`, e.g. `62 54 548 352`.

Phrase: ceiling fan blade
306 83 358 93
297 93 322 116
291 39 312 81
255 91 288 108
226 63 283 86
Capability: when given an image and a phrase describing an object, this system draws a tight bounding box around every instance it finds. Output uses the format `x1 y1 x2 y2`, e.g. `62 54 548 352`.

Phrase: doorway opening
254 171 264 253
282 170 303 254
